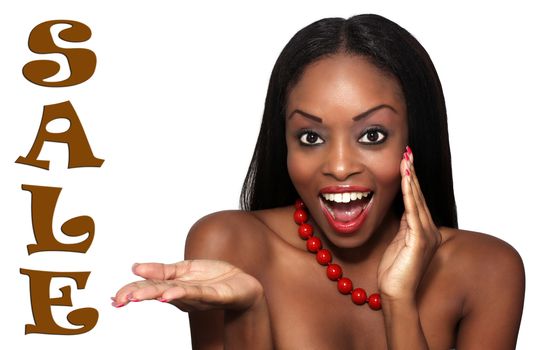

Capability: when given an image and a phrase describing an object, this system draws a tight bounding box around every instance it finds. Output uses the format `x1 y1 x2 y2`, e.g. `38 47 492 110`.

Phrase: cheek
287 149 313 191
369 129 406 189
368 152 402 190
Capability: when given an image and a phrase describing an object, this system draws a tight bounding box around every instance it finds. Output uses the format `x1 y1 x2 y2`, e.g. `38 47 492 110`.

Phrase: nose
321 137 363 181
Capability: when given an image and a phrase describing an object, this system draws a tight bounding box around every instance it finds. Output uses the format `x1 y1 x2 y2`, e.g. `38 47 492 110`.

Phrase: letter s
22 20 96 87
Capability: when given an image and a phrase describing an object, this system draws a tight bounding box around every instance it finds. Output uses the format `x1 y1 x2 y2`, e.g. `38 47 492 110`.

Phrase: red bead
306 236 322 252
292 198 381 312
295 199 306 210
326 264 342 280
294 209 308 224
298 223 313 240
367 293 381 310
337 278 353 294
316 249 332 265
351 288 367 305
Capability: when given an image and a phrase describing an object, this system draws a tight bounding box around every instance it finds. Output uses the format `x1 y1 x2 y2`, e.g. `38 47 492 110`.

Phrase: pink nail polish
403 152 409 161
405 168 411 176
158 298 169 303
112 301 125 308
406 145 412 155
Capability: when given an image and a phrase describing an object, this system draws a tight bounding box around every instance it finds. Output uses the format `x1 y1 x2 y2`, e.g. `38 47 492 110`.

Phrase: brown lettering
16 101 104 170
22 184 94 254
20 269 98 335
22 20 96 87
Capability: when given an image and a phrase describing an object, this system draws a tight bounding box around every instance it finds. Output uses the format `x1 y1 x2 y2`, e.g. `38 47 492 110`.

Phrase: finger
406 147 432 217
405 150 441 249
132 261 189 280
407 162 428 214
163 284 224 306
403 149 433 226
398 211 409 233
113 279 172 306
166 285 227 312
129 281 166 300
401 157 422 238
130 283 227 312
406 162 432 230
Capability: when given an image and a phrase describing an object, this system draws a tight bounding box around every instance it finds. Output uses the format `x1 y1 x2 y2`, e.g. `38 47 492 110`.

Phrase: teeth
322 191 370 203
343 193 351 203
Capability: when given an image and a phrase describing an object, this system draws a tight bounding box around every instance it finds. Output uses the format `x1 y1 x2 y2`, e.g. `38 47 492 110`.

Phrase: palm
114 260 263 312
378 215 419 297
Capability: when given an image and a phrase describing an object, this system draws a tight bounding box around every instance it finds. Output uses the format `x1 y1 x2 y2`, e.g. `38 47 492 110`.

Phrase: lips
319 186 374 235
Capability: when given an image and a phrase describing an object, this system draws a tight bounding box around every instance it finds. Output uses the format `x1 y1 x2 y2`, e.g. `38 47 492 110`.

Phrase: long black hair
240 14 457 228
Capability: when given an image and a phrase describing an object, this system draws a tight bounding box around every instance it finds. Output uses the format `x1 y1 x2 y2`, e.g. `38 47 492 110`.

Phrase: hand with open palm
112 259 264 312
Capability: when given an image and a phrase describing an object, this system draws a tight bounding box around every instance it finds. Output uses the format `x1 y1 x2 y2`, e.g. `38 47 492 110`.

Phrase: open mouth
319 190 374 235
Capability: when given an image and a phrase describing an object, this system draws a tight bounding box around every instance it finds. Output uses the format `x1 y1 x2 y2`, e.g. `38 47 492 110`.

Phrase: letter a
16 101 104 170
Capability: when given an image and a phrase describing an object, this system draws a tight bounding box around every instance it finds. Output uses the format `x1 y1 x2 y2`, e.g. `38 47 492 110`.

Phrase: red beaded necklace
293 199 382 311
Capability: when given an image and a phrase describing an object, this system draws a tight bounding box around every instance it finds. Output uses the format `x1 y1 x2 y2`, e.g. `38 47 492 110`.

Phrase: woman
113 14 524 349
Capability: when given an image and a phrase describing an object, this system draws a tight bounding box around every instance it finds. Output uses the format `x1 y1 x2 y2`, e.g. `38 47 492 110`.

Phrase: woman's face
286 54 408 248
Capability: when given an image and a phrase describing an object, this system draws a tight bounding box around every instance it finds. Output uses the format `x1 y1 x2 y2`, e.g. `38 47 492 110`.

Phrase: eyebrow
287 104 396 123
352 104 397 121
287 109 323 123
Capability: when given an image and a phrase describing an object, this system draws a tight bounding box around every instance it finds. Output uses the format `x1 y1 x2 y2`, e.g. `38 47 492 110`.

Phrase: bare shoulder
439 227 524 276
184 208 290 274
438 227 525 312
185 210 264 262
434 230 525 347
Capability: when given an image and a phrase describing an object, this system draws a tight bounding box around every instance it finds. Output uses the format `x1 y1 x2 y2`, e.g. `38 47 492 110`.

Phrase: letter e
20 269 98 335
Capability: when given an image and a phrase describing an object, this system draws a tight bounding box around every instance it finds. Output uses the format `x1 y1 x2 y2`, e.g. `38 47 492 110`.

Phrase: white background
1 0 550 348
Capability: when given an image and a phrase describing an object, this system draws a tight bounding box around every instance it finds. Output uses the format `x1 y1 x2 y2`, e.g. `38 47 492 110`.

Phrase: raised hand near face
112 260 264 312
377 146 442 302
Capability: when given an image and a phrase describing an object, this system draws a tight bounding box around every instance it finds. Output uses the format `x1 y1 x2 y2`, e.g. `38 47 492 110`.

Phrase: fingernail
405 168 411 176
406 146 414 162
127 294 140 302
112 301 125 308
403 153 411 168
158 298 169 303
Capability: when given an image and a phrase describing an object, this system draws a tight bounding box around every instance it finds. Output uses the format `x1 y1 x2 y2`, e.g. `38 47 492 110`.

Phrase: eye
358 128 387 145
299 131 324 145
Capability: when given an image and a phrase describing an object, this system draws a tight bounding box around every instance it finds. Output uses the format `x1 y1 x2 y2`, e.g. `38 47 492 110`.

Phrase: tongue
328 201 364 222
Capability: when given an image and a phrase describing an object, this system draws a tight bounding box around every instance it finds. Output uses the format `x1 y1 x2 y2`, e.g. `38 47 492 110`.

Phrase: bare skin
113 54 525 349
